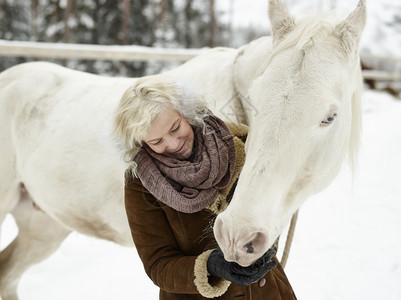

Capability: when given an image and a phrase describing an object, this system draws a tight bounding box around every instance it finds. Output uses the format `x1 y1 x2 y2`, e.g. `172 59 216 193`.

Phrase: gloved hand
207 248 278 286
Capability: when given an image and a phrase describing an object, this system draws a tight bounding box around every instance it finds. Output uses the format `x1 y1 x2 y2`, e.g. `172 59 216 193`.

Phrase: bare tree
228 0 234 43
151 0 167 29
63 0 73 43
121 0 131 75
209 0 216 47
62 0 73 66
30 0 38 41
122 0 130 45
184 0 192 47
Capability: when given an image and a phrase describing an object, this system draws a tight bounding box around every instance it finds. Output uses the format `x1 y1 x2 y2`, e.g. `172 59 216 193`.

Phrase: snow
2 1 401 299
1 89 400 300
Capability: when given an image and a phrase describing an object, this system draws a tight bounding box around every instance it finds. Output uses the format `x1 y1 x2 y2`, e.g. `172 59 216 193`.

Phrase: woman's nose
165 136 179 150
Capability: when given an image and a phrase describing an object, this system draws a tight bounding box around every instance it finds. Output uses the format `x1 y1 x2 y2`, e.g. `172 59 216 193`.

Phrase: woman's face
144 109 194 160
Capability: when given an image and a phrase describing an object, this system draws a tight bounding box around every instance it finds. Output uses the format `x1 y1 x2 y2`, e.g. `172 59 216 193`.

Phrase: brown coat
124 124 297 299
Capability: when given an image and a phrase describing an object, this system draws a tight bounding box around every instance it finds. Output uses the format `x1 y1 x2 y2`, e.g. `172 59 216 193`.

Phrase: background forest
0 0 258 76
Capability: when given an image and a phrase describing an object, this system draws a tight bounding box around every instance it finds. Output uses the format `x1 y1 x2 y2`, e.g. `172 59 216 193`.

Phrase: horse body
1 63 133 243
0 64 135 299
0 0 366 298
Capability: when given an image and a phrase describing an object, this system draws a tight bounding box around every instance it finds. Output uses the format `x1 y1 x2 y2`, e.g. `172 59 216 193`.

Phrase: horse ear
268 0 295 43
335 0 367 54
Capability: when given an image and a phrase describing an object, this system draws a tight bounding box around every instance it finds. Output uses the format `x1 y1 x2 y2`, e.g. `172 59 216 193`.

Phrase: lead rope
231 48 299 269
280 210 299 269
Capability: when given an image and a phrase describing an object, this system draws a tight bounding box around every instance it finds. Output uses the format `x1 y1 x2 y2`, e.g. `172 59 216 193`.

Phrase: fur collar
206 122 248 215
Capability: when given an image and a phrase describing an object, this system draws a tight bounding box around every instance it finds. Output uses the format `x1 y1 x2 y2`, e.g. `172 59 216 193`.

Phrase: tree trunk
184 0 192 48
62 0 73 66
121 0 131 76
63 0 73 43
228 0 234 45
91 0 100 45
30 0 38 41
87 0 100 73
122 0 131 46
209 0 216 47
151 0 167 27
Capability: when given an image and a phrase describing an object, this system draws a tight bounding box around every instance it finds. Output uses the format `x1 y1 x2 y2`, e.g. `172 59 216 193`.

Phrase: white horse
213 0 366 267
0 0 365 299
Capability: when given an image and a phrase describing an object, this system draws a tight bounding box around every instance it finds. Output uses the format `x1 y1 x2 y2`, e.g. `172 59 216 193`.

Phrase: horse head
214 0 366 267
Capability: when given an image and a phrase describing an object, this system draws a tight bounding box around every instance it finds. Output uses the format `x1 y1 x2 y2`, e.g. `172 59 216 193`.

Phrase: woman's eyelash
152 139 162 145
148 121 180 145
171 123 180 132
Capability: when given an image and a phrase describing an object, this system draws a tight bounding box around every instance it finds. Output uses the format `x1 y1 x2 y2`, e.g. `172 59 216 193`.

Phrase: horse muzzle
213 216 271 267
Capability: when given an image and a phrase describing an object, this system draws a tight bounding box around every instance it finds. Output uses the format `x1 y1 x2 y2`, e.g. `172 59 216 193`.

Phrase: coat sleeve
124 172 230 298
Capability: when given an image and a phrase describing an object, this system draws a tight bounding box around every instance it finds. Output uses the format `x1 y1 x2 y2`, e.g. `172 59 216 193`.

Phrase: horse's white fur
214 0 366 267
0 0 365 298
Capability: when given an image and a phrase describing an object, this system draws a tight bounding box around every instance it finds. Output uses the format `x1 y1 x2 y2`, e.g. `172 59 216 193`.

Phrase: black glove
207 248 278 286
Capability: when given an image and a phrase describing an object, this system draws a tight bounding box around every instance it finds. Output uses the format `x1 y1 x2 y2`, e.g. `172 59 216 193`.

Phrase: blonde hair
114 74 209 174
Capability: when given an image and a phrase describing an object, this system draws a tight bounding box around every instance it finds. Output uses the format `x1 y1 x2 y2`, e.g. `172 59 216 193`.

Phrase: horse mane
256 14 363 171
348 66 363 172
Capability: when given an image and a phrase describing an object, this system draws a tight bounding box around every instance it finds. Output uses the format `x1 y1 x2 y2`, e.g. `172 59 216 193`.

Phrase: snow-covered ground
1 90 400 300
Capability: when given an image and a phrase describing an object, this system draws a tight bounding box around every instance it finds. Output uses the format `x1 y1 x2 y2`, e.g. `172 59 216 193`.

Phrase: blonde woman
114 75 296 299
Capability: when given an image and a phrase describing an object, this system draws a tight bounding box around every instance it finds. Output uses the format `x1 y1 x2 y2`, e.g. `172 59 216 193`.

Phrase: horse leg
0 182 20 244
0 188 71 300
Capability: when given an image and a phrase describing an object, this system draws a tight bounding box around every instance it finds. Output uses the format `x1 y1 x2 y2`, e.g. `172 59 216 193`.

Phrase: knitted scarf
135 114 236 213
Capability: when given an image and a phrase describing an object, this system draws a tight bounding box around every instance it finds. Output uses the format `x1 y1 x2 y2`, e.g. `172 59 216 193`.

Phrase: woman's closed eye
150 139 162 145
171 122 180 133
147 119 181 146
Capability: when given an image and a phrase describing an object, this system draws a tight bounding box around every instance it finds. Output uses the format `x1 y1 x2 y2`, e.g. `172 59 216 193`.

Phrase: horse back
0 62 135 244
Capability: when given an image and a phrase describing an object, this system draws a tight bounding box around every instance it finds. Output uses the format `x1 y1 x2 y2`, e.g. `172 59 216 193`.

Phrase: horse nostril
244 241 254 254
242 232 268 257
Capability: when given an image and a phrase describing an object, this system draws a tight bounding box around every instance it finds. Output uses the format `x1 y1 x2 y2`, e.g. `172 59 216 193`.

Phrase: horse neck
233 37 273 125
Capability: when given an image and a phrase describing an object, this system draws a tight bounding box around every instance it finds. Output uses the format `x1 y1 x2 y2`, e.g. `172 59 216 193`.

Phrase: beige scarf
135 115 236 213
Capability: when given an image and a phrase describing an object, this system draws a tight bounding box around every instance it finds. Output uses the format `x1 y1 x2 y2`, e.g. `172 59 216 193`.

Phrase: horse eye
321 113 337 126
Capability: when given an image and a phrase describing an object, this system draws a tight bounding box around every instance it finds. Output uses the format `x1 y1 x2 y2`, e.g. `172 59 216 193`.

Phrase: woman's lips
175 141 186 153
